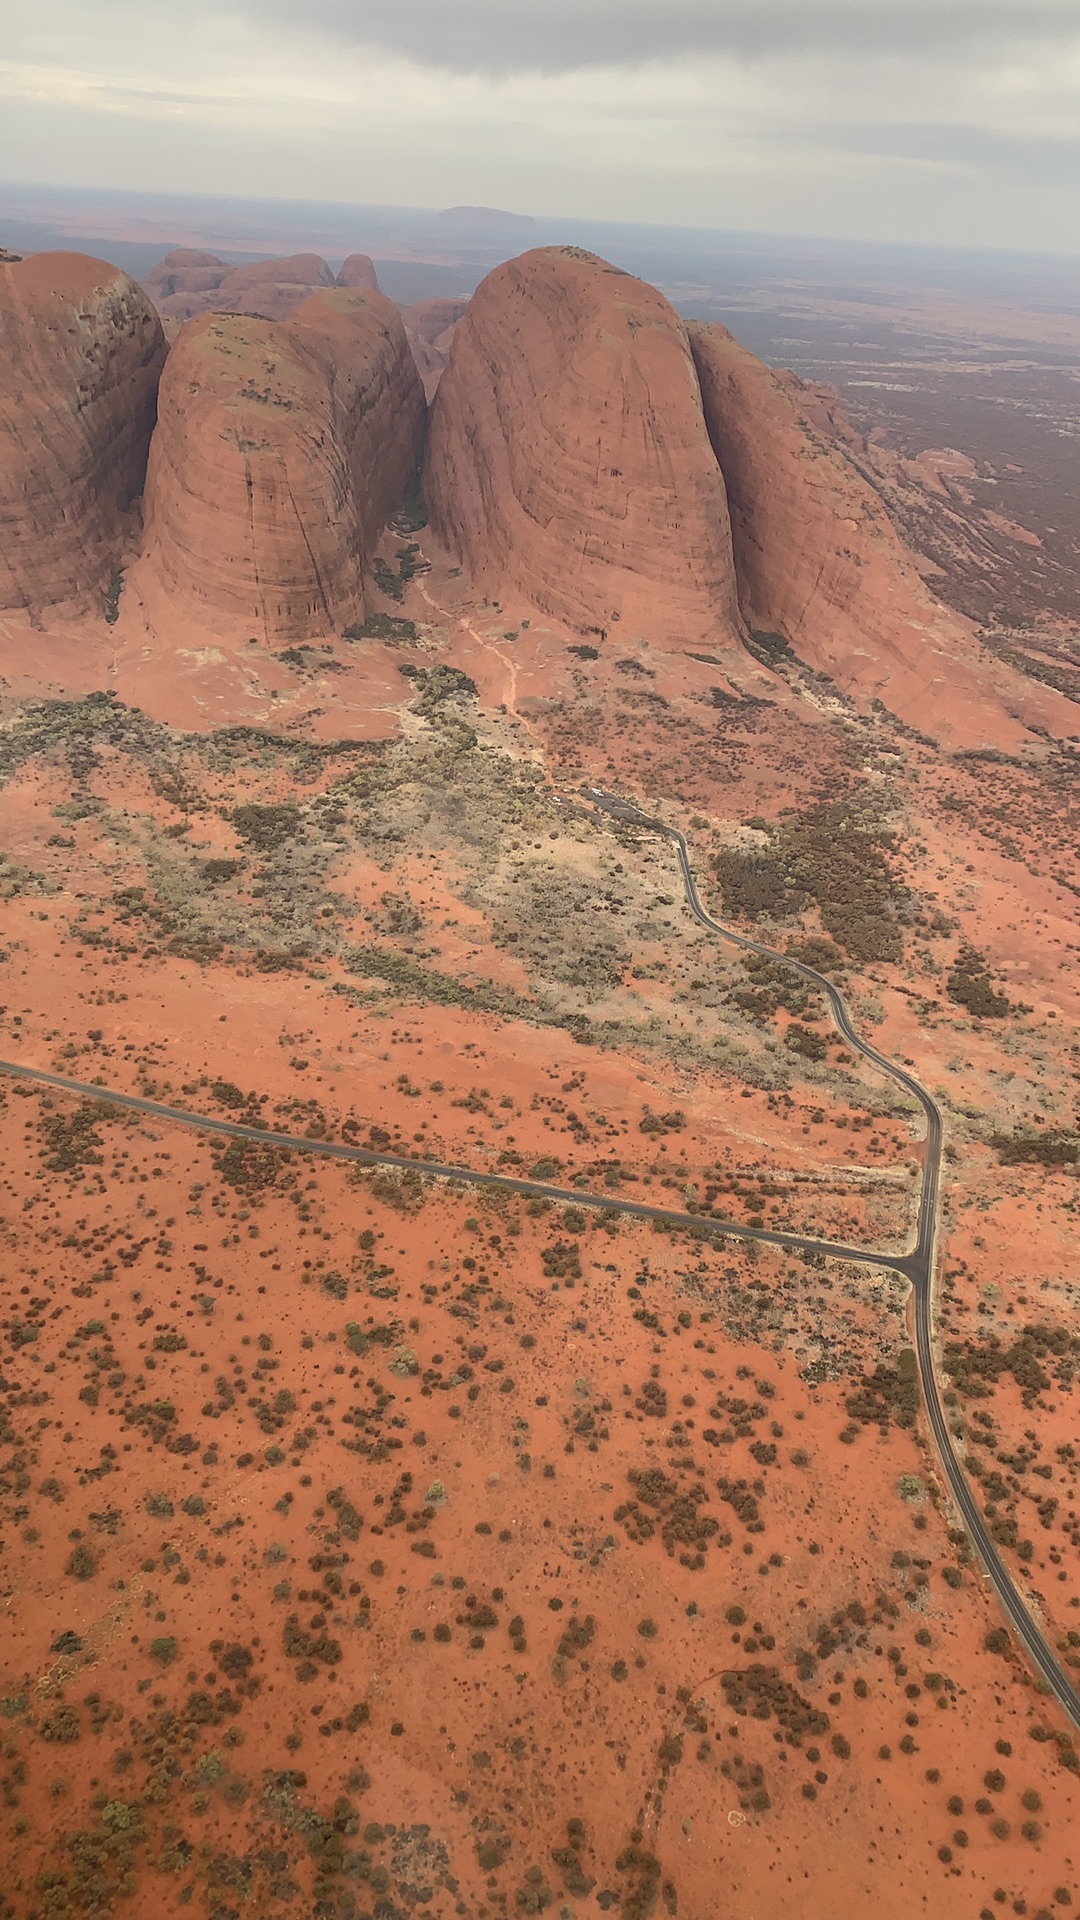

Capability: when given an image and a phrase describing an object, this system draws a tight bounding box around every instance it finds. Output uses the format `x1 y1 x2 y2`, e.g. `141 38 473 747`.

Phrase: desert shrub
41 1103 108 1175
785 1023 827 1060
991 1127 1079 1167
65 1544 97 1581
343 613 419 644
947 947 1012 1018
542 1240 582 1280
232 802 301 850
844 1349 918 1431
150 1636 177 1666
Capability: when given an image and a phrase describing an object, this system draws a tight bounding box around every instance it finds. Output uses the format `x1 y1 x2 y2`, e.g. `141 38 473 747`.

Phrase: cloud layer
1 0 1079 252
252 0 1079 75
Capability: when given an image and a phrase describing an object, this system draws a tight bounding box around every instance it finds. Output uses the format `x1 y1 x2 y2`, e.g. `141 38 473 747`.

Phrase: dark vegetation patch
946 1322 1080 1407
713 799 908 962
991 1126 1079 1167
39 1102 110 1175
614 1465 726 1572
842 1349 919 1437
946 946 1019 1018
343 613 420 645
231 803 303 852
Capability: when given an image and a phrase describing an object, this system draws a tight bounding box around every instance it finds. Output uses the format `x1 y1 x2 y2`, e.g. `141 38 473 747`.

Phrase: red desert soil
1 958 1078 1920
0 253 165 615
0 651 1078 1918
1 240 1080 1920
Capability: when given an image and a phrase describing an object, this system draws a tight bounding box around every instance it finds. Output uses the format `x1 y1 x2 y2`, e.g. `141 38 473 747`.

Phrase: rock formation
336 253 380 291
0 250 166 614
688 322 1077 745
144 248 228 304
149 252 341 325
401 298 468 399
423 248 743 647
135 287 424 645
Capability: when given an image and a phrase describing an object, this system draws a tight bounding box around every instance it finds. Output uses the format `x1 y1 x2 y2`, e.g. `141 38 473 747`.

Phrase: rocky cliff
135 287 424 645
423 248 743 648
0 250 166 614
689 322 1078 746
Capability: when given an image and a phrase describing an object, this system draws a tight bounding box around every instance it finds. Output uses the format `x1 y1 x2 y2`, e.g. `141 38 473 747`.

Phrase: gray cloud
821 121 1080 181
248 0 1079 75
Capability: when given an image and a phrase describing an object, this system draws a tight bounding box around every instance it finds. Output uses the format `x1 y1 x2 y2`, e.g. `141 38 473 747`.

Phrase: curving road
589 790 1080 1730
2 796 1078 1727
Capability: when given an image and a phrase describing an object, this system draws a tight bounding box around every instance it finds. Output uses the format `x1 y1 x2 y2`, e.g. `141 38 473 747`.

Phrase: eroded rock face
136 287 424 644
423 248 743 646
688 322 1077 747
0 251 166 614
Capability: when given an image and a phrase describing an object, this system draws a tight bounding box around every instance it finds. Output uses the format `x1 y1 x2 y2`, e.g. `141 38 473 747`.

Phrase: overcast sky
2 0 1078 251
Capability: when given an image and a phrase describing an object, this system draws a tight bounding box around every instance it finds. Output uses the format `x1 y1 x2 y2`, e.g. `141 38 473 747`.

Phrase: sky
1 0 1079 252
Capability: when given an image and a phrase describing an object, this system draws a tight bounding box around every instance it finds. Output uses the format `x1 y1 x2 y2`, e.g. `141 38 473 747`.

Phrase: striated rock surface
0 250 166 614
401 297 468 398
423 248 743 646
336 253 380 291
136 287 424 645
689 322 1079 746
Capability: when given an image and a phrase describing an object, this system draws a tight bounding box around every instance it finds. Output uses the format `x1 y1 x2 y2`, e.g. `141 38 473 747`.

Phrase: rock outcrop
423 248 743 647
149 252 340 325
144 248 228 303
336 253 380 291
401 298 468 399
135 287 424 645
688 322 1078 746
0 250 166 614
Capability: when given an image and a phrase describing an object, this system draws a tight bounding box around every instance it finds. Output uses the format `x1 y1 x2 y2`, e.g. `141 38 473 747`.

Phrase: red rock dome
0 251 166 614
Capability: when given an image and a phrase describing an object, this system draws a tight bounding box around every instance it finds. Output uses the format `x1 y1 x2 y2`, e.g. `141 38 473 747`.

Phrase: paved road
590 790 1080 1729
3 799 1078 1727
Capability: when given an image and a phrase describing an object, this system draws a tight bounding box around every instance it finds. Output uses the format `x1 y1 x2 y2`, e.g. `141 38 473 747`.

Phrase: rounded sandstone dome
136 287 424 645
423 247 743 648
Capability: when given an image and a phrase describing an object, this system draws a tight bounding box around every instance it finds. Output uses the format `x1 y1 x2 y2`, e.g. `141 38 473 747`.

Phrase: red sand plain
1 515 1079 1920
